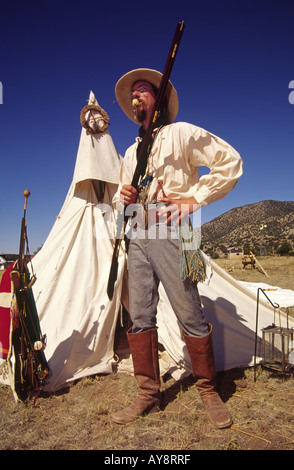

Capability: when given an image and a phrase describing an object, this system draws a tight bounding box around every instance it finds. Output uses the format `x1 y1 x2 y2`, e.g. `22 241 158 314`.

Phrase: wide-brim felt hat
115 68 179 124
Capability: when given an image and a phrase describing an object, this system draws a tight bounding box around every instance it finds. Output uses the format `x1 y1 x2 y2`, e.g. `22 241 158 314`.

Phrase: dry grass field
0 256 294 451
215 255 294 291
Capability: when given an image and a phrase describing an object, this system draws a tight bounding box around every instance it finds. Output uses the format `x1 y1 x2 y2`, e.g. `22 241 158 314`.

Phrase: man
111 68 243 429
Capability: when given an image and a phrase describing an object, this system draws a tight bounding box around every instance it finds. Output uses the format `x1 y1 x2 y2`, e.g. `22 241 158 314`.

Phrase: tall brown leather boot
183 324 232 429
111 328 161 425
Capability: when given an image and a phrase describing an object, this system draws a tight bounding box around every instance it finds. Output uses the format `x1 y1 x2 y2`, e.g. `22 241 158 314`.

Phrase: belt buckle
144 201 169 229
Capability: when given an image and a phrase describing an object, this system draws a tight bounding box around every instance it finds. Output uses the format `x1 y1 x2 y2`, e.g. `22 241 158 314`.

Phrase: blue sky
0 0 293 253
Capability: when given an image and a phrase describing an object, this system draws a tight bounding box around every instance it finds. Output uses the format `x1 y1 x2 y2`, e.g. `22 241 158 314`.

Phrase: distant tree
243 243 251 255
277 243 291 256
219 245 227 254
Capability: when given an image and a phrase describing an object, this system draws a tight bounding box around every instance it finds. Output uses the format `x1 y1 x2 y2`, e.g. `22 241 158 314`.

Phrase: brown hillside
201 200 294 248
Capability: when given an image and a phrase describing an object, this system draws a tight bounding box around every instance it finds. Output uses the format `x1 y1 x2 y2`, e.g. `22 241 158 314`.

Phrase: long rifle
107 21 185 300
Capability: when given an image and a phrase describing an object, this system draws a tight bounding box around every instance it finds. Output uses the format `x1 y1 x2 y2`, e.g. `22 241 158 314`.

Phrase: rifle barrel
107 21 185 300
131 21 185 188
18 189 30 273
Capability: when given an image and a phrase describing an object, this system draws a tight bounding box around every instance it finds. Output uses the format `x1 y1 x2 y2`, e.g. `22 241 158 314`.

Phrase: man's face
130 80 156 126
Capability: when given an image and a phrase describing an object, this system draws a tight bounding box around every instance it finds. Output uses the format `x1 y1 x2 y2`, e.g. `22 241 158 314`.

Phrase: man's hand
159 196 200 225
120 185 138 205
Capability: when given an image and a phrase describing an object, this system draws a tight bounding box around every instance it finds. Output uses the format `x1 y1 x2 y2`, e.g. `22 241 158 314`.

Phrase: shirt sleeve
112 142 137 210
183 123 243 207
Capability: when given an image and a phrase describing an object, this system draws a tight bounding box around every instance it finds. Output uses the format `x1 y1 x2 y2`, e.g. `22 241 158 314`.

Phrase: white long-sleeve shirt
113 121 243 208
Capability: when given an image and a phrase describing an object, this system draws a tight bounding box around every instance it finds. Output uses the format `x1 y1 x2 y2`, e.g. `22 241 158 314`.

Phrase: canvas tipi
31 92 127 392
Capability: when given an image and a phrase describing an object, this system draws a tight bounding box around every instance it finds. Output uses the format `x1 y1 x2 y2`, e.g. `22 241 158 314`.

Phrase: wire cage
254 288 294 380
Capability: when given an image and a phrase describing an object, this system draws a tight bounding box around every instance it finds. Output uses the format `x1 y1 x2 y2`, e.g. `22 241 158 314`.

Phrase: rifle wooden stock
107 21 185 300
107 237 123 300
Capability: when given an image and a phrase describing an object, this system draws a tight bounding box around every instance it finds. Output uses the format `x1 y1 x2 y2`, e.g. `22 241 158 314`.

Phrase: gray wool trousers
127 225 209 337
